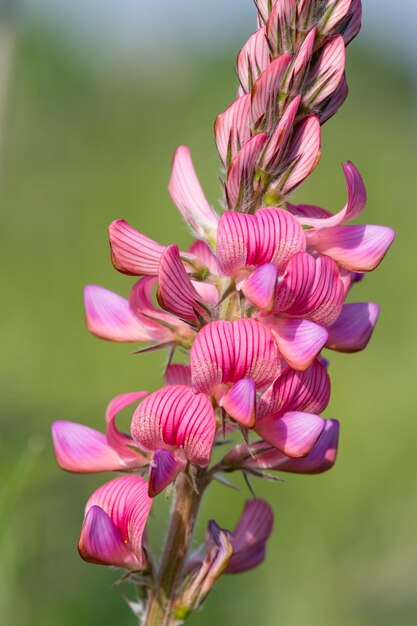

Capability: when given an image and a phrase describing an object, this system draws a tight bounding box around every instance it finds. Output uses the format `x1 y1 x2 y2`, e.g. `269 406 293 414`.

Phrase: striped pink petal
287 161 366 228
267 317 328 370
220 379 256 428
105 392 149 464
326 302 380 352
84 285 157 343
191 319 280 396
188 240 218 275
266 0 297 56
320 0 352 36
79 475 152 570
108 219 165 276
237 27 270 94
319 75 349 123
242 263 278 310
165 364 192 387
224 418 339 474
261 95 301 171
158 245 210 323
254 0 273 25
52 421 132 473
168 147 219 240
251 54 292 128
225 499 273 574
148 449 186 497
289 28 316 90
217 208 305 277
255 410 325 457
307 224 395 272
215 95 252 167
303 36 346 108
131 385 216 467
279 115 321 195
225 134 268 212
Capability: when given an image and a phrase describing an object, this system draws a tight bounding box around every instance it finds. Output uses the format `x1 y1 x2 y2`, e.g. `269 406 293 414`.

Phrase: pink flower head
223 418 340 475
190 318 280 427
254 359 330 457
131 384 216 472
52 392 149 473
78 475 152 570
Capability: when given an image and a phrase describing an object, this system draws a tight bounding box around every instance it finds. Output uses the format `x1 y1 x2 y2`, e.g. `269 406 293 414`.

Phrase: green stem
142 468 207 626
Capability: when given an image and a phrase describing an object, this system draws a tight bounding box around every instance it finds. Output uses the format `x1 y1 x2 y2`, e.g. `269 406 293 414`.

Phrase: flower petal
84 285 155 342
237 26 270 94
52 421 129 473
78 506 141 569
215 95 252 167
129 276 186 337
225 134 268 212
188 240 218 275
242 263 278 311
326 302 379 352
303 35 346 108
81 475 152 569
131 385 216 467
319 74 348 123
267 317 328 370
165 364 192 387
148 449 186 497
320 0 353 35
266 0 297 56
168 147 219 241
261 95 301 172
279 115 321 196
105 392 149 465
220 378 256 428
158 245 210 323
255 410 325 457
251 54 292 128
307 224 395 271
287 161 366 228
340 0 362 45
225 499 273 574
108 220 165 276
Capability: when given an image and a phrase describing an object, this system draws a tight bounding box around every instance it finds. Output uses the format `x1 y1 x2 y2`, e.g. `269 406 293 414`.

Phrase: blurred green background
0 4 416 626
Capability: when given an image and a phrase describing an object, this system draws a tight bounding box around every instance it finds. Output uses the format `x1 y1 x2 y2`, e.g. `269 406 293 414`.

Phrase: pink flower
131 385 216 494
78 475 152 570
52 392 149 473
190 318 280 427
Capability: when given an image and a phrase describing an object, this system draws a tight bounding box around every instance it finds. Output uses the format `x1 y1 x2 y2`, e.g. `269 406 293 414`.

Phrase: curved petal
225 499 273 574
255 410 325 457
341 0 362 45
266 0 296 56
225 134 268 212
131 385 216 467
52 421 130 473
168 147 219 240
165 364 192 387
224 419 339 474
237 26 270 94
279 115 321 196
81 475 152 569
158 245 210 323
129 277 185 335
190 319 280 395
108 220 164 276
105 392 149 465
326 302 379 352
287 161 366 228
319 74 348 123
216 208 305 277
304 35 346 108
268 317 328 370
220 378 256 428
78 506 141 569
261 95 301 170
215 95 252 167
84 285 155 342
148 449 186 497
251 54 292 128
307 224 395 272
242 263 278 311
188 240 218 275
321 0 352 35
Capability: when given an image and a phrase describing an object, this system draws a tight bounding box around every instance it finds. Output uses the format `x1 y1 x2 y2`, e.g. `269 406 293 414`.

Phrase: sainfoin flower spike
52 1 394 624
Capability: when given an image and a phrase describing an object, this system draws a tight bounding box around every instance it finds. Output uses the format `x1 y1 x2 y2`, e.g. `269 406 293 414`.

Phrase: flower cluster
52 0 394 621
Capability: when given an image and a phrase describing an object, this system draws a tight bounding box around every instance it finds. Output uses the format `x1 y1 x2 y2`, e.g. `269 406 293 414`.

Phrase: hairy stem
142 468 207 626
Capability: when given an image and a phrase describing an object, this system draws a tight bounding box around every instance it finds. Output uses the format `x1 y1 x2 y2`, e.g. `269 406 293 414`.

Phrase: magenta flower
78 475 152 570
52 1 394 622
